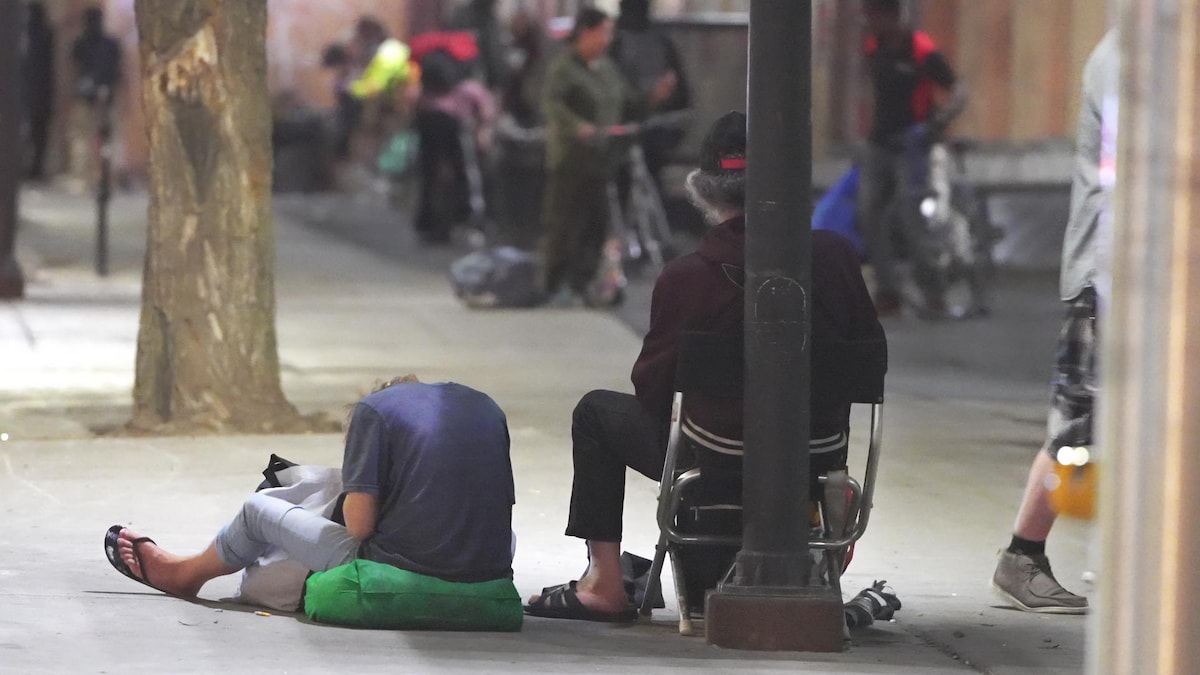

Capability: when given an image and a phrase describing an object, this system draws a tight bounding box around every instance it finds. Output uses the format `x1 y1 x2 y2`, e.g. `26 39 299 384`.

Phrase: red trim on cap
719 157 747 170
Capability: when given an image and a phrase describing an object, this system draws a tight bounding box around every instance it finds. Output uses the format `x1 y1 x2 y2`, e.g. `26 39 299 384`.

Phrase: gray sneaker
992 550 1089 614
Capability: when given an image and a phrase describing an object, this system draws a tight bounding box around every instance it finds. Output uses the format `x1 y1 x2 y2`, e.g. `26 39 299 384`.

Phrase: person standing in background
23 2 56 181
67 5 122 189
448 0 509 92
538 7 674 307
609 0 690 194
857 0 966 317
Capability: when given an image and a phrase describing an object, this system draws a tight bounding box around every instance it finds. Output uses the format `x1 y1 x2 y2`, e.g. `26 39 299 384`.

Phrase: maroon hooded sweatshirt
631 216 884 439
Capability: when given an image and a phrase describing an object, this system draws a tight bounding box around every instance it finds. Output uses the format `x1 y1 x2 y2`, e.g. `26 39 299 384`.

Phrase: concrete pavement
0 186 1091 674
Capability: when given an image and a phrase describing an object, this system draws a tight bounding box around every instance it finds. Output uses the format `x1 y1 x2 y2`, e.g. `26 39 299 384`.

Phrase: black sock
1007 535 1046 557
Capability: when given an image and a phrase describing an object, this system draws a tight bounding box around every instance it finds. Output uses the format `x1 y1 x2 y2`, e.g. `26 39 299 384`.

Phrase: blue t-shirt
341 382 514 582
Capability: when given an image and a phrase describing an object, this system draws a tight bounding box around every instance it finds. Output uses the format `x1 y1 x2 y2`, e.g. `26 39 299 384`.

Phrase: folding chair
638 331 888 635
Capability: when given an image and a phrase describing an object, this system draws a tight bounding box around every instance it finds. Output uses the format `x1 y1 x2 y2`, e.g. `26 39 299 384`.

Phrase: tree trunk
130 0 301 434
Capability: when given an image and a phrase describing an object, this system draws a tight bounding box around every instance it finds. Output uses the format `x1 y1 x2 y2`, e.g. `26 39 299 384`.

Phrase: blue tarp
812 166 866 259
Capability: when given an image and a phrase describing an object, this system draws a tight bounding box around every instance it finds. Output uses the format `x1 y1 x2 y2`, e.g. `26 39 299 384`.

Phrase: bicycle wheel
940 185 994 317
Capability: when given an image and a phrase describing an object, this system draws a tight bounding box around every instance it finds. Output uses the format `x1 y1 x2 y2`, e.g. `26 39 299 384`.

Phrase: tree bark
130 0 301 433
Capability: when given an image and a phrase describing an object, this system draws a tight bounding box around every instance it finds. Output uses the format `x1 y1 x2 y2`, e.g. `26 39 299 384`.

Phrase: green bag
303 559 523 632
377 130 419 176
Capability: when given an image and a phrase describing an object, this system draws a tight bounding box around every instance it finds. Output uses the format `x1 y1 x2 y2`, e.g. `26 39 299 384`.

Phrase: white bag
231 465 343 612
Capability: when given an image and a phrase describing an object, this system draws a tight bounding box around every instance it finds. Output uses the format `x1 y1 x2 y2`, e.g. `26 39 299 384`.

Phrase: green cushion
303 559 523 632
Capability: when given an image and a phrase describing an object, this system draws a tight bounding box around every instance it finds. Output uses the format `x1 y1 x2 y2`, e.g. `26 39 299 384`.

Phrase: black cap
699 111 747 173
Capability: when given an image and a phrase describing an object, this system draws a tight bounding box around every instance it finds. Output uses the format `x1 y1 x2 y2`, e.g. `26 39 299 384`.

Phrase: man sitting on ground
105 376 515 599
524 112 885 622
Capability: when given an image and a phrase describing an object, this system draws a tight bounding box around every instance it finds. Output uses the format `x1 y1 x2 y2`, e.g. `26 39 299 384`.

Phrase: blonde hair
342 374 421 433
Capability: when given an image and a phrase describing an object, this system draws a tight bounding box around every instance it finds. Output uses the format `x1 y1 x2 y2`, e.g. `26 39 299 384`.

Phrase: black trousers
566 390 667 542
415 110 470 243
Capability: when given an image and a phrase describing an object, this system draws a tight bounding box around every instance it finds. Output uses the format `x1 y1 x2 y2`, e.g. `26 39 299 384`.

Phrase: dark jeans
415 110 470 243
539 168 609 294
565 390 667 542
858 141 944 299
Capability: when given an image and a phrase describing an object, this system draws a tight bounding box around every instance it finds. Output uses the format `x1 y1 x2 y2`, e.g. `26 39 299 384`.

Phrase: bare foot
116 528 205 598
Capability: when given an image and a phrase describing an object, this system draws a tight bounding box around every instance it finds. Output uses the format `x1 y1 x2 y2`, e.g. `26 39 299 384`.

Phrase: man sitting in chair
525 112 885 622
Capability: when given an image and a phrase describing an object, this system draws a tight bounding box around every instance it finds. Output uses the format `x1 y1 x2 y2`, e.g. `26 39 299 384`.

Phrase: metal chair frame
638 332 887 635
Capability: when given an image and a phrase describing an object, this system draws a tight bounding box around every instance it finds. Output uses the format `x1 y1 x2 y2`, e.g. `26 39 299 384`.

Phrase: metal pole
733 0 813 582
1091 1 1200 673
0 0 26 299
706 0 841 652
96 88 112 277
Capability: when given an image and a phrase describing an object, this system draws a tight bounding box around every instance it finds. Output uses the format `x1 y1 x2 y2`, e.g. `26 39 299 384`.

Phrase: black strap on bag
255 453 299 491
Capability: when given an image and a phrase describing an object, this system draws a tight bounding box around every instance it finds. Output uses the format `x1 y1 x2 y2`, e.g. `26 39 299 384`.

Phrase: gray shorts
1045 287 1098 455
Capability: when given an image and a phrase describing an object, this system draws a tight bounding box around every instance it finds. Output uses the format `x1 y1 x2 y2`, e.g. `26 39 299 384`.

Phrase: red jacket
631 217 884 438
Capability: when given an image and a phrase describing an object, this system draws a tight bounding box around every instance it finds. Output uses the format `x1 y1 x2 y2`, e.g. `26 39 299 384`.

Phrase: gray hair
684 168 746 224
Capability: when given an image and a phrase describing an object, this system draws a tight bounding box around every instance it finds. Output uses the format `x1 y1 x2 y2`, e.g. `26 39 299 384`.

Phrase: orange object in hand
1047 446 1097 520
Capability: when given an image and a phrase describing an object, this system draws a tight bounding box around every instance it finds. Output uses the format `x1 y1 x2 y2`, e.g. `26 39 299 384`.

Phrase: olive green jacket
541 49 644 175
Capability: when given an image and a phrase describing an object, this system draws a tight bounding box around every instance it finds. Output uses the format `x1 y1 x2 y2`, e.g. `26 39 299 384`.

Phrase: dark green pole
0 0 26 299
730 0 813 592
706 1 842 652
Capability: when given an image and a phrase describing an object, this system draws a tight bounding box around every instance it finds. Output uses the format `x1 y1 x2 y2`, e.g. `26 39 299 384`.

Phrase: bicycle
605 110 692 271
918 137 999 318
882 133 999 319
586 111 692 307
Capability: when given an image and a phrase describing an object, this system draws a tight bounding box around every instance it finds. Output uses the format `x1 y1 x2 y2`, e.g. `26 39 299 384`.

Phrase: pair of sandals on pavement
103 524 167 594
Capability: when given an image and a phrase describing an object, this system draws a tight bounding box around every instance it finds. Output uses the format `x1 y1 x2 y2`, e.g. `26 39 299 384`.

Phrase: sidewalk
0 186 1090 674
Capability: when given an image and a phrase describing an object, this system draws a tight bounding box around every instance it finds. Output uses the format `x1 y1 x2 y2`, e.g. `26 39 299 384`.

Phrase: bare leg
117 528 237 598
1012 446 1059 541
574 540 629 611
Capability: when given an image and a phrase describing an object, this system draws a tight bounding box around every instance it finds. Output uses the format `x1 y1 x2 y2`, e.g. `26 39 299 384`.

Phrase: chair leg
640 534 669 617
668 548 696 636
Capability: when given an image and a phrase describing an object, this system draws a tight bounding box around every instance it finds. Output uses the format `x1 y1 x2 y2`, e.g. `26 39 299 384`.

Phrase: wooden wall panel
952 0 1014 141
1067 0 1111 133
1008 0 1074 140
921 0 959 62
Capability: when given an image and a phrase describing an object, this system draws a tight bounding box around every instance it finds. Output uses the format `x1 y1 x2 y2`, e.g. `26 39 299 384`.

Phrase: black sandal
104 524 165 593
524 581 637 623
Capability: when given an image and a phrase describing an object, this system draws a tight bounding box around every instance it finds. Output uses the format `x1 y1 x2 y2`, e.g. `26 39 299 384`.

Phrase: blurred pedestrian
67 5 122 188
538 7 675 306
501 6 547 129
610 0 690 191
991 29 1118 616
348 17 414 136
448 0 509 92
413 46 497 244
23 2 56 181
858 0 966 317
321 43 363 162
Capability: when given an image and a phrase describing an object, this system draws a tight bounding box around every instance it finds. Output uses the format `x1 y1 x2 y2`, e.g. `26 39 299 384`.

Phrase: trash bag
813 166 866 259
449 246 545 308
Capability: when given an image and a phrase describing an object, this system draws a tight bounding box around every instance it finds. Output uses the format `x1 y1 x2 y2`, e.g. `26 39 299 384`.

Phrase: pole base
705 586 844 652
